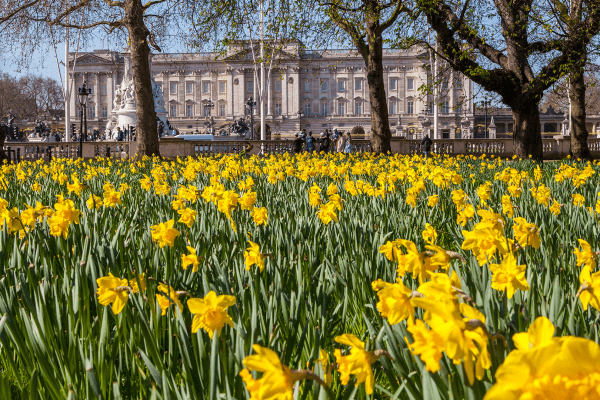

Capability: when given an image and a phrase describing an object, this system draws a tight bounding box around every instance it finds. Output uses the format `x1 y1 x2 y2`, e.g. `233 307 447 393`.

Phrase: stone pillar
107 72 114 118
228 69 234 117
282 68 288 116
291 67 300 116
267 73 273 116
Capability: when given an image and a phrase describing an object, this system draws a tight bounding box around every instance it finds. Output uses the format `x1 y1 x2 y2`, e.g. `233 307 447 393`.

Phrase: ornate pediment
71 53 114 65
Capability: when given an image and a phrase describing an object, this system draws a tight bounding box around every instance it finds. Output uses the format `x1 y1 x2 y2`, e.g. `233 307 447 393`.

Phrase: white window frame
101 106 108 118
275 103 282 115
219 103 226 116
355 101 362 115
390 78 397 90
186 104 193 117
101 84 107 96
321 102 328 115
355 79 362 91
186 82 194 94
338 101 345 115
321 80 328 92
304 103 311 115
203 81 210 94
89 105 95 118
247 81 253 93
407 101 414 114
219 81 226 93
170 82 177 95
170 104 177 117
407 78 414 90
275 80 282 92
389 101 396 115
338 80 345 92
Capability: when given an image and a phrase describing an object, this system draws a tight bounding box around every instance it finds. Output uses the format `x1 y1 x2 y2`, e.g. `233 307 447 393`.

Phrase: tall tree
415 0 600 159
0 0 186 158
319 0 411 153
192 0 414 153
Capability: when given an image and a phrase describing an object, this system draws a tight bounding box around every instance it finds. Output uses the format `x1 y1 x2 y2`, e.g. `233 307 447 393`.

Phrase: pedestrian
343 132 353 153
306 131 316 153
421 134 432 158
293 133 303 154
319 132 331 153
336 131 347 153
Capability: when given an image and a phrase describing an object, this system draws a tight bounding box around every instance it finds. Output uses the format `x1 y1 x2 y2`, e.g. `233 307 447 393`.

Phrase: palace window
170 82 177 95
441 101 449 114
407 101 414 114
338 80 345 92
304 103 311 115
186 82 194 94
305 81 311 92
220 103 226 116
247 81 253 93
275 80 282 92
321 102 328 115
389 101 396 115
219 81 226 93
101 84 107 96
186 104 193 117
89 85 95 95
355 101 362 115
275 103 281 115
203 81 210 93
170 104 177 117
389 78 397 90
321 80 328 92
407 78 414 90
89 105 95 118
338 101 345 115
101 106 107 118
355 79 362 90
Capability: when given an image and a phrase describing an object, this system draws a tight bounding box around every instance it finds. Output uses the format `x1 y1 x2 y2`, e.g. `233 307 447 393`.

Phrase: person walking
421 134 432 158
336 131 347 153
343 132 353 153
306 131 316 153
293 133 304 154
319 132 331 153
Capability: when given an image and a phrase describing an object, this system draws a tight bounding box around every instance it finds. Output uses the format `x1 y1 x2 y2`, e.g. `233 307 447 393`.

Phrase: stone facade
68 42 474 138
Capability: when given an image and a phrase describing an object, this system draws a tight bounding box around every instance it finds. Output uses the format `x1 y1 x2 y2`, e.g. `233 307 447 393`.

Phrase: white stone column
228 69 234 117
282 68 288 116
267 74 273 116
107 72 114 118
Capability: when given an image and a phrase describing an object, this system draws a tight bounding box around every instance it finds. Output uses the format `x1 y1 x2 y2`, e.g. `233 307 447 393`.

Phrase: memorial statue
113 85 123 110
7 110 15 127
203 116 215 135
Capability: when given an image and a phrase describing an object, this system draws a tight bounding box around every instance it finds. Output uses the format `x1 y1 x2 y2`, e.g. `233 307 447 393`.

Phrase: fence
3 137 600 162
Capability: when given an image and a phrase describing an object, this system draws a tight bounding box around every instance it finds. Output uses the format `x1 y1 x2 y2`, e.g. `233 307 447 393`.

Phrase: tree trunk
125 0 160 158
569 54 592 160
365 34 391 154
512 101 544 160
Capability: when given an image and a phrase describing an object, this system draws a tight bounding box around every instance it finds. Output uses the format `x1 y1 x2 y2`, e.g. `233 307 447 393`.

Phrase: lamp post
204 100 215 117
52 115 58 139
246 97 257 139
297 110 303 133
77 82 91 158
481 99 491 138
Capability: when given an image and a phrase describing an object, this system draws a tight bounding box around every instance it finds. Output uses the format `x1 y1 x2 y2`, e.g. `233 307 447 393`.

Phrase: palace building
68 42 475 138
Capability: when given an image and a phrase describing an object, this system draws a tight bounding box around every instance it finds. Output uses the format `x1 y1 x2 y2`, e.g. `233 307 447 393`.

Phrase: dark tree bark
417 0 600 160
124 0 160 158
570 51 592 160
327 0 406 154
364 18 391 153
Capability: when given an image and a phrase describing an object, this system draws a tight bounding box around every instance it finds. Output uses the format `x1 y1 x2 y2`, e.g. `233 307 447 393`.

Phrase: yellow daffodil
334 334 381 395
177 207 198 228
489 253 530 299
251 207 268 226
150 219 180 248
244 240 266 272
182 246 200 272
96 273 130 314
156 283 184 316
187 291 235 337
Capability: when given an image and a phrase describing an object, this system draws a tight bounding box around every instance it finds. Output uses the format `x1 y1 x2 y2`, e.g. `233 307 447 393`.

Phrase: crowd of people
292 129 354 154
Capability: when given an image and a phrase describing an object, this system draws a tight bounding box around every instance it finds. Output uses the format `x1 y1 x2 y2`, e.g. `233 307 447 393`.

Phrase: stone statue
204 116 215 135
7 110 15 127
113 85 123 110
